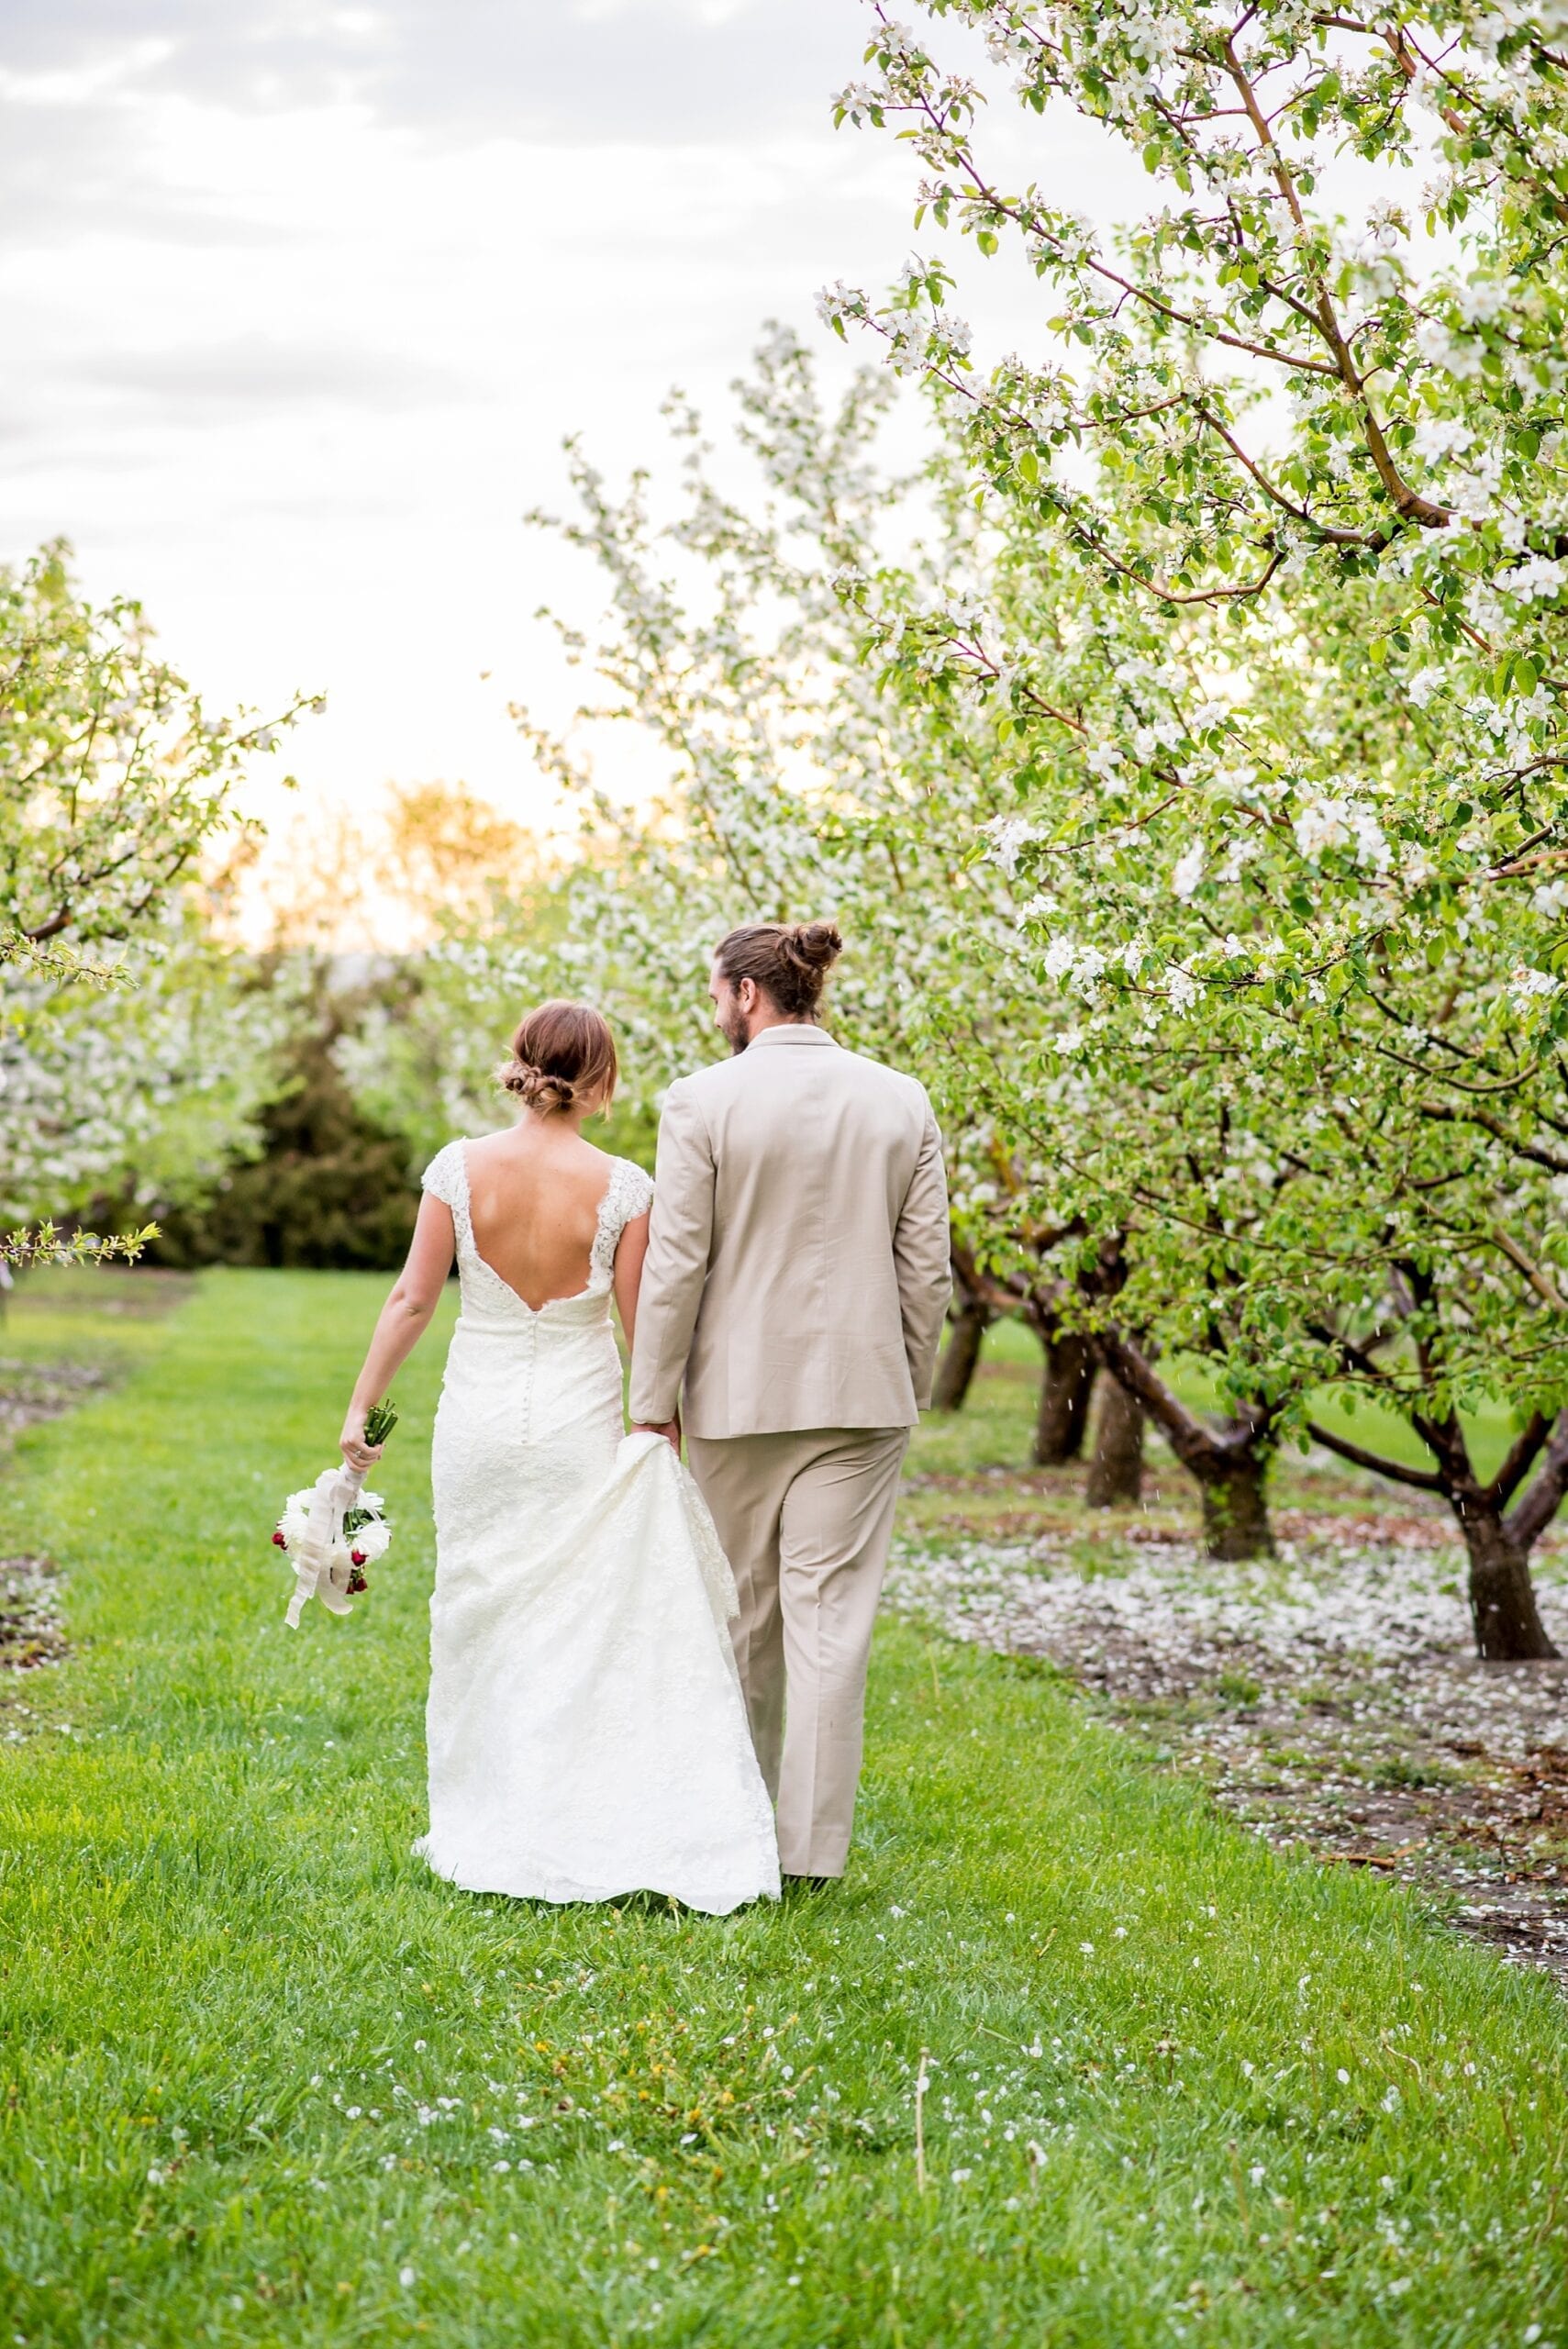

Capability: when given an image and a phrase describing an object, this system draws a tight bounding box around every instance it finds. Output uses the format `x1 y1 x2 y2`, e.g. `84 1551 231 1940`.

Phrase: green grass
1 1269 1565 2347
911 1317 1525 1491
0 1266 182 1382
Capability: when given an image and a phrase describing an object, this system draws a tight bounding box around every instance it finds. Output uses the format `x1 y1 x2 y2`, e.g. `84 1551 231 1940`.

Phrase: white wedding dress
413 1141 778 1915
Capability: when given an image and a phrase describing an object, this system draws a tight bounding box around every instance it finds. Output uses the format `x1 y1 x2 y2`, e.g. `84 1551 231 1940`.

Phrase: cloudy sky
0 1 1135 829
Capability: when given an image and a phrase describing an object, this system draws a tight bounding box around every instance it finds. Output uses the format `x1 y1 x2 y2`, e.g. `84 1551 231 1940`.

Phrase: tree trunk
1458 1506 1560 1661
1088 1327 1278 1558
1308 1408 1563 1661
932 1294 992 1412
1198 1451 1275 1562
1084 1373 1144 1508
1033 1334 1095 1466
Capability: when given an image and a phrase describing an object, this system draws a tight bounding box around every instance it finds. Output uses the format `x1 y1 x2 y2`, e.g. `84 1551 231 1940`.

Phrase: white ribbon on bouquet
284 1463 367 1630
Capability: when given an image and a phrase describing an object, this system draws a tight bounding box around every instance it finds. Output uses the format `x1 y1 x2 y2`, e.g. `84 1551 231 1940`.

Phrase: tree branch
1191 401 1387 547
1485 1410 1552 1511
1506 1409 1568 1552
1415 1100 1568 1176
1487 1222 1568 1316
1306 1419 1446 1493
1220 32 1450 529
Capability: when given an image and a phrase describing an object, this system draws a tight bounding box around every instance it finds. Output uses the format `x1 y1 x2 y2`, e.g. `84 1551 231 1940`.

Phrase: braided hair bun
499 1059 578 1115
495 1000 618 1119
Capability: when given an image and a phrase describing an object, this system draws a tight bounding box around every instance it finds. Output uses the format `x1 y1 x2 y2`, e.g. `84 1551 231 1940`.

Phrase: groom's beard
720 1007 751 1055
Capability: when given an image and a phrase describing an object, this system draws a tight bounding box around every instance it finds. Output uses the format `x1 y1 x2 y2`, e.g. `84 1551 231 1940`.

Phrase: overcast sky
0 1 1136 829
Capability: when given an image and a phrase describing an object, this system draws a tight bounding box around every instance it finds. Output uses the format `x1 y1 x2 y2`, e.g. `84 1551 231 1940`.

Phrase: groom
629 919 951 1883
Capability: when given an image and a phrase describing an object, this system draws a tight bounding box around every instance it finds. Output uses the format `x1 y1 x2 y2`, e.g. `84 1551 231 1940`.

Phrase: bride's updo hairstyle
714 919 843 1019
498 1000 618 1118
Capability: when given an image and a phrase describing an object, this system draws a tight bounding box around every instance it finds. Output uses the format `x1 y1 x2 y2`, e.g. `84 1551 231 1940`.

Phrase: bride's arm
616 1209 679 1447
612 1208 651 1353
339 1197 455 1470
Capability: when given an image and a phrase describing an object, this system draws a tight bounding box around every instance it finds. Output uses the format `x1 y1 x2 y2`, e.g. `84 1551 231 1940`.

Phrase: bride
339 999 779 1915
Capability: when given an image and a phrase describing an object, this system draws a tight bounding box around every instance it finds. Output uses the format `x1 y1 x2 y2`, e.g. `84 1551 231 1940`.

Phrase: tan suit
629 1025 951 1876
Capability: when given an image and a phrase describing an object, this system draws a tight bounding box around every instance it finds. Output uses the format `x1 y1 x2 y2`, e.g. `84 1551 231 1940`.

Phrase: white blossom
1293 796 1391 873
1507 964 1560 1007
986 815 1040 879
1505 555 1567 603
1171 842 1205 900
814 281 865 326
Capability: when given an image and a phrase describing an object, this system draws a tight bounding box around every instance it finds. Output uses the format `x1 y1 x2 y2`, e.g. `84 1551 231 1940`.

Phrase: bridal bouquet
273 1397 397 1629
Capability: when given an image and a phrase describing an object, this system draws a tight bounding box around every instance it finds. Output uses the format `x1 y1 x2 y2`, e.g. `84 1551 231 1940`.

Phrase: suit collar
745 1024 838 1048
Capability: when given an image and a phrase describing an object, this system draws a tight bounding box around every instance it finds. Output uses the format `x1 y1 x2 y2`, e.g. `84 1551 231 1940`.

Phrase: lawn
1 1269 1564 2347
917 1318 1526 1489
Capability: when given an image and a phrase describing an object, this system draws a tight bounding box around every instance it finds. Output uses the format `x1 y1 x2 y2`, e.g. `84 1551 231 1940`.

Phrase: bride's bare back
462 1125 618 1311
339 999 653 1474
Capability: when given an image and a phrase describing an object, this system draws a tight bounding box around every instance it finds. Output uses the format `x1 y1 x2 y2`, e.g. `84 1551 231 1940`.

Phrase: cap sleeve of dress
421 1140 464 1208
587 1158 655 1292
617 1160 654 1226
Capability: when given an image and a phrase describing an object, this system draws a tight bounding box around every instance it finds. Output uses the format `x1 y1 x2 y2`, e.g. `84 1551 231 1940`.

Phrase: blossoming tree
1 543 309 1261
819 0 1568 1651
343 339 1100 1437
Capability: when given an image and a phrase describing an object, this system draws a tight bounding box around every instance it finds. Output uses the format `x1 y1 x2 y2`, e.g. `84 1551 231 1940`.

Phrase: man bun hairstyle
714 919 843 1019
498 999 617 1118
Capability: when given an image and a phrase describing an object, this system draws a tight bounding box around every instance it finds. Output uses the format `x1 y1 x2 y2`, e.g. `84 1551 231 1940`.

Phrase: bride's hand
339 1414 384 1474
631 1418 682 1453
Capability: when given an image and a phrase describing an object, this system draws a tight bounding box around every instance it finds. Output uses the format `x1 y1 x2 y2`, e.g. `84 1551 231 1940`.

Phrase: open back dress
414 1141 778 1913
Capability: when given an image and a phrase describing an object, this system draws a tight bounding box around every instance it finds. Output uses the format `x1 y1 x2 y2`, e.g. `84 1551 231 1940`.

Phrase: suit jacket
628 1025 951 1439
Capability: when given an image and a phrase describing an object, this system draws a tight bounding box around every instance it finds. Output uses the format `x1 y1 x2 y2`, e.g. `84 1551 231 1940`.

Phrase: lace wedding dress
414 1141 779 1914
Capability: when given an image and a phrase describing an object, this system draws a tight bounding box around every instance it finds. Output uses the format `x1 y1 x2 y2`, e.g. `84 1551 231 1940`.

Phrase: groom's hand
631 1419 682 1453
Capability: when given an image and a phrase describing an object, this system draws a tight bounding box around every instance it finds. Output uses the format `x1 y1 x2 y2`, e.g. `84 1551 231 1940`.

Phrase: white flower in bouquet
346 1504 391 1564
273 1486 392 1586
272 1398 398 1626
277 1489 317 1551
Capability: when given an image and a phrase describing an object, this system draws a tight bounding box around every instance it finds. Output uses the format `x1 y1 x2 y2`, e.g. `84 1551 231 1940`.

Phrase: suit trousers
686 1425 909 1877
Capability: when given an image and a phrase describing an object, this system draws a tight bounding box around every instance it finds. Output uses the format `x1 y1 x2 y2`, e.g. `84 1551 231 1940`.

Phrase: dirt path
0 1270 193 1696
888 1486 1568 1986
